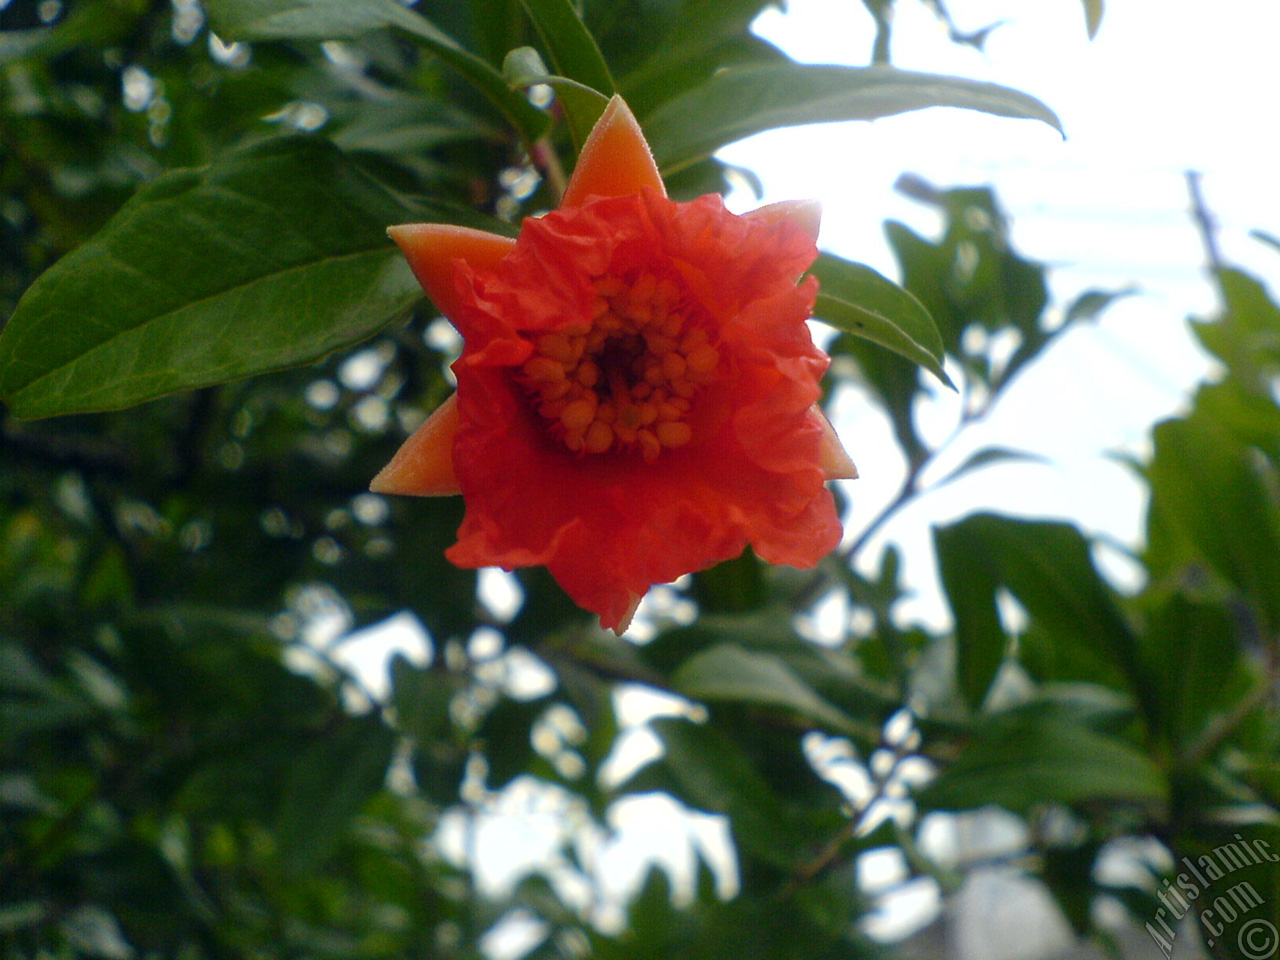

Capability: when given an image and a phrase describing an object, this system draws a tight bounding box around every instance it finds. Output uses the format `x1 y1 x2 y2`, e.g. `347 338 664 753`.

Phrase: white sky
723 0 1280 627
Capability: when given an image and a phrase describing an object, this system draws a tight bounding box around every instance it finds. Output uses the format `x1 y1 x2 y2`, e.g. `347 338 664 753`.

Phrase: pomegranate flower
372 96 855 632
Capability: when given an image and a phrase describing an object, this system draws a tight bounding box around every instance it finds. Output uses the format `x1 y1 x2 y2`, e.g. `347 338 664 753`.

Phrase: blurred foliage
2 1 1277 959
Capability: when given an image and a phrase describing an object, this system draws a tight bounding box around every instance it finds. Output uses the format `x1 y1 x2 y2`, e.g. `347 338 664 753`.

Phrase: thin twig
1186 170 1225 279
1179 670 1279 771
531 137 567 206
779 733 912 899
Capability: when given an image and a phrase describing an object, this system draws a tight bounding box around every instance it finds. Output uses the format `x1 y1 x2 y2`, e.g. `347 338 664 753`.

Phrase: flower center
518 272 721 461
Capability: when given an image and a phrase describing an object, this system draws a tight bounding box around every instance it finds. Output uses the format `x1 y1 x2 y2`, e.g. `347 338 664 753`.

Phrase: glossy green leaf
646 63 1062 174
0 138 430 418
503 46 609 150
673 643 862 737
917 700 1166 813
517 0 615 96
619 0 782 116
202 0 548 142
810 254 952 387
205 0 419 37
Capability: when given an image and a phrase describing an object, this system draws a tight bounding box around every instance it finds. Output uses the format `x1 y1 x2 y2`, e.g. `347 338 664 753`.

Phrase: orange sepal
369 393 462 496
812 405 857 480
744 199 822 242
388 224 515 321
560 96 665 209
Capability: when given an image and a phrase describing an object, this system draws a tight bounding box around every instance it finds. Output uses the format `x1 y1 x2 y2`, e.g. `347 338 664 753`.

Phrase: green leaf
619 0 783 116
673 643 862 737
935 515 1142 709
503 46 609 151
479 697 547 789
646 63 1062 175
917 700 1166 813
648 717 795 867
690 548 766 614
886 183 1054 392
0 29 51 63
0 0 150 61
1140 595 1251 754
1064 287 1134 325
1194 268 1280 392
934 526 1008 710
205 0 418 37
0 138 435 418
1145 417 1280 632
202 0 548 143
517 0 615 96
390 656 463 744
810 254 952 387
275 712 396 873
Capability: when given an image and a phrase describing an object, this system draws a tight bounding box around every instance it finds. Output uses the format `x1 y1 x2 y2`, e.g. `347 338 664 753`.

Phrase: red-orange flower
372 96 855 632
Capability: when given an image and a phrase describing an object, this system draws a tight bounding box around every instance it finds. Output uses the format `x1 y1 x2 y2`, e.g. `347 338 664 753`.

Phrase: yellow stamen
685 344 720 376
561 398 596 433
524 356 565 382
656 421 692 448
516 271 722 460
537 333 575 364
584 420 614 454
540 379 572 401
638 428 661 462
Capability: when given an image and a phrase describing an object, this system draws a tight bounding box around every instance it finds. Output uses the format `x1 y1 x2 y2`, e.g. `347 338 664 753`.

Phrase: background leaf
203 0 549 142
674 643 863 737
935 515 1142 709
645 63 1062 174
810 253 951 386
518 0 615 96
917 699 1167 813
0 138 471 418
275 711 397 873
